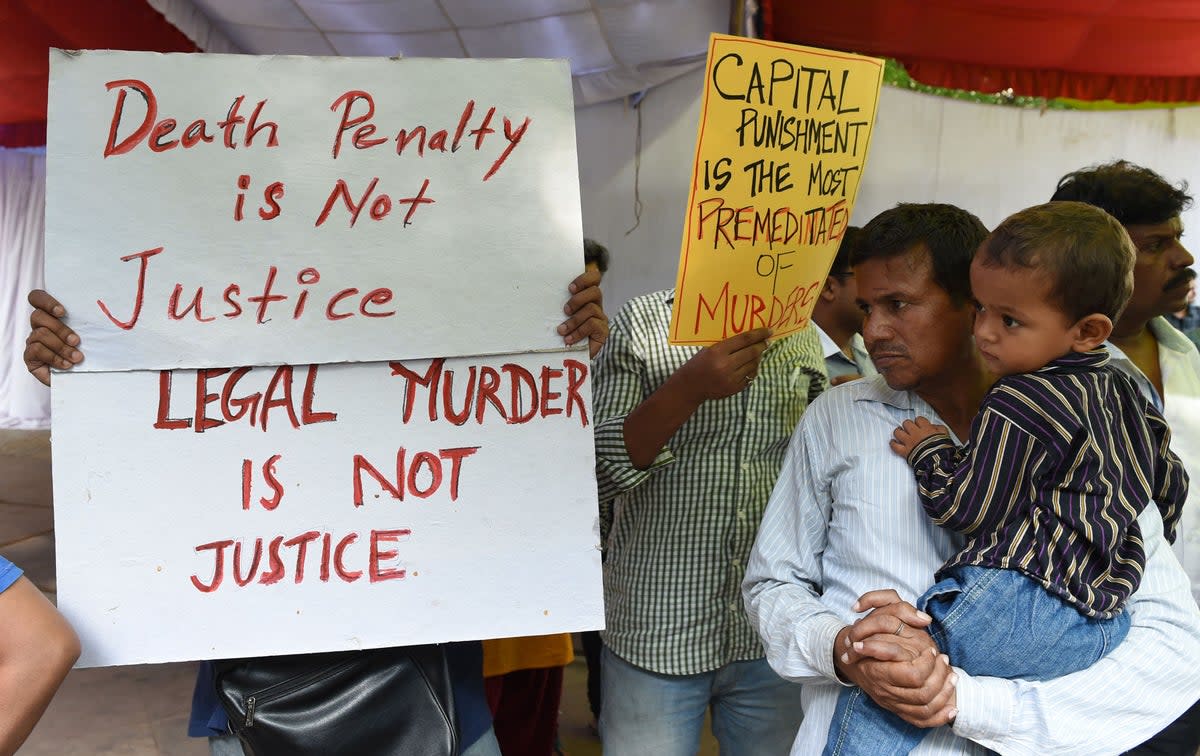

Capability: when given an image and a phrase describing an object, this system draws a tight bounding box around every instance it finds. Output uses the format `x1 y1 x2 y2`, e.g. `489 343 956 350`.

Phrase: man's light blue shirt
744 375 1200 755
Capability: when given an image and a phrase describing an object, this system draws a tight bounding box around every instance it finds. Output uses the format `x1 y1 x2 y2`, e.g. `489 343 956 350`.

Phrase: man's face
856 245 975 393
1123 216 1196 320
827 271 865 334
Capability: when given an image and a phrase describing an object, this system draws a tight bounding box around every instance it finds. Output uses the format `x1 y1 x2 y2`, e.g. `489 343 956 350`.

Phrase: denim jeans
459 726 502 756
599 645 805 756
824 566 1131 756
207 734 243 756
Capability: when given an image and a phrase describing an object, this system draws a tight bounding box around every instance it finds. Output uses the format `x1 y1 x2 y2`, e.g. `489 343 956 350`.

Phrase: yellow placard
669 35 884 345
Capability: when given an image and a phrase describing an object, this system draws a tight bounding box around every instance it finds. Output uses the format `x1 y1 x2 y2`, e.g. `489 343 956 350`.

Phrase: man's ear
1071 313 1113 351
821 276 838 302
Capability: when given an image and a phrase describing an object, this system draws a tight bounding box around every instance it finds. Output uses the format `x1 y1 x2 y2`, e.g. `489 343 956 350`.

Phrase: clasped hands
833 589 958 728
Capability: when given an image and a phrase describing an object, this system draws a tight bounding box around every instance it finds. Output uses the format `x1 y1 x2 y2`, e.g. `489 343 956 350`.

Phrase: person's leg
924 566 1129 680
823 566 1133 756
823 685 924 756
207 733 245 756
488 667 563 756
599 645 710 756
459 727 502 756
484 673 503 717
709 657 806 756
581 630 604 723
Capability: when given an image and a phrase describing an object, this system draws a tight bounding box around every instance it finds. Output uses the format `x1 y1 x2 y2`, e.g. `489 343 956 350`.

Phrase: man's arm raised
622 327 769 469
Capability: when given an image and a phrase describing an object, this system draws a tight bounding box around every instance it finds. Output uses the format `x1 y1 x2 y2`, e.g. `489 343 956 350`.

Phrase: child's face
969 258 1082 376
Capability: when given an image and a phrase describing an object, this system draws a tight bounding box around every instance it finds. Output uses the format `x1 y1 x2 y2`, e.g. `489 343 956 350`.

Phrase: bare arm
0 577 80 755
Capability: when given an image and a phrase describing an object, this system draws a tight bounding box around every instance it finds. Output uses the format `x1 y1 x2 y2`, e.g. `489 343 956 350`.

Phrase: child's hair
976 201 1135 322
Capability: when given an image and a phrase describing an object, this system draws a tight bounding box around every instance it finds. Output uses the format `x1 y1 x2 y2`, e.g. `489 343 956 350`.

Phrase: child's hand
890 416 949 458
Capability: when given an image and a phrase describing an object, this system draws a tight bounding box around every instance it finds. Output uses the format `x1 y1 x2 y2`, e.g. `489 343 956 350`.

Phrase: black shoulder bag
213 644 458 756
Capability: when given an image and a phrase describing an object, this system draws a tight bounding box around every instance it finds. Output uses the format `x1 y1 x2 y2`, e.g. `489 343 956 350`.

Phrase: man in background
594 281 825 754
1168 279 1200 349
1050 161 1200 752
811 226 876 384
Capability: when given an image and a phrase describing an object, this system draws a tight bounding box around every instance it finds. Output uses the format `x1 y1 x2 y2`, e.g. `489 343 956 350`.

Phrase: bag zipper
239 656 359 728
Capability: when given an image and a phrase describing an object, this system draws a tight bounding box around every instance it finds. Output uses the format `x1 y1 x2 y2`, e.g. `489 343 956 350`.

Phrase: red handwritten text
353 446 479 507
190 527 410 592
103 79 279 157
97 246 399 330
154 364 338 432
328 91 530 181
388 357 590 427
688 280 821 339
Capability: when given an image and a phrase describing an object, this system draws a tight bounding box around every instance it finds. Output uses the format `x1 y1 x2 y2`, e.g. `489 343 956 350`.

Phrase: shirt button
745 411 756 421
740 463 750 472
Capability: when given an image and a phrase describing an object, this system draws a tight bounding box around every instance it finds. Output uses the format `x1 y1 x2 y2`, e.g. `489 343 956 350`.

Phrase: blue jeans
824 566 1130 756
600 645 804 756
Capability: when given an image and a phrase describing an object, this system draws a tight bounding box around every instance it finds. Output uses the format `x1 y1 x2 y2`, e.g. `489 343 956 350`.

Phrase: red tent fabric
763 0 1200 103
6 0 1200 149
0 0 196 147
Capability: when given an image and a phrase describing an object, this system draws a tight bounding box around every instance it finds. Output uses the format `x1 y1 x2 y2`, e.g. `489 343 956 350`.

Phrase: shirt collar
1036 348 1109 373
1149 315 1196 354
813 323 843 360
1104 317 1195 364
852 374 918 411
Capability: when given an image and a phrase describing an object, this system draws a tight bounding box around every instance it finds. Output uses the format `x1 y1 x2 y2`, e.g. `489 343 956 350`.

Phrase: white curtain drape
0 147 48 428
576 79 1200 313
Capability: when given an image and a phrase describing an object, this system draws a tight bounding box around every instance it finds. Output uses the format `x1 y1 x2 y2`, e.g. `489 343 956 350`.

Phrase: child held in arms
825 201 1188 756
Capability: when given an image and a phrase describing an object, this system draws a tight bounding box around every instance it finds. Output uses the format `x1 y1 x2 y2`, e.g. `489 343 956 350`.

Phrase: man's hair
853 204 988 305
829 226 862 277
978 201 1134 322
1050 160 1193 227
584 238 610 273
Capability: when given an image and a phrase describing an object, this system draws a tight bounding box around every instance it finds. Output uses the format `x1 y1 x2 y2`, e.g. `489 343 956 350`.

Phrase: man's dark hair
1050 160 1193 227
584 238 610 273
978 201 1134 322
853 204 988 305
829 226 862 277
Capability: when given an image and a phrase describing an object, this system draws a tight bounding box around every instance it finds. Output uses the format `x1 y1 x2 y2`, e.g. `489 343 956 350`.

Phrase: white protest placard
52 353 601 667
45 51 602 668
46 51 583 371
